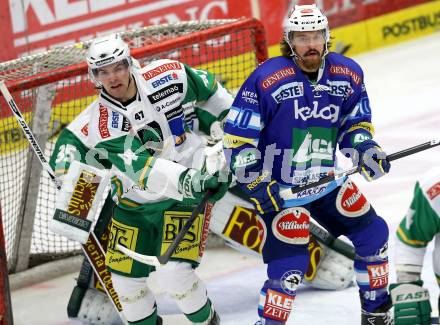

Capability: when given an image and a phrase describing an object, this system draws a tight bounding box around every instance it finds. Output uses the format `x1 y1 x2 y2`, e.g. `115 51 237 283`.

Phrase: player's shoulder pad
247 56 297 92
418 167 440 208
87 99 131 145
65 103 95 147
326 52 364 85
135 59 188 107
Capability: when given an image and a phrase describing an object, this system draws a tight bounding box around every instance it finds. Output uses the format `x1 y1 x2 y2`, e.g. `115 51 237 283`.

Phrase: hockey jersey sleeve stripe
139 156 156 189
396 226 428 247
119 198 141 208
226 106 261 131
111 176 123 198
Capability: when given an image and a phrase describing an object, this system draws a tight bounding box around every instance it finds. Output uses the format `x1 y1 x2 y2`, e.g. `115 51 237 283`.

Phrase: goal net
0 18 267 273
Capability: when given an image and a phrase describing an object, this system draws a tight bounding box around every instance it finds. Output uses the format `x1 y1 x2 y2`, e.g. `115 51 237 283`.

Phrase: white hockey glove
206 120 224 145
50 160 110 244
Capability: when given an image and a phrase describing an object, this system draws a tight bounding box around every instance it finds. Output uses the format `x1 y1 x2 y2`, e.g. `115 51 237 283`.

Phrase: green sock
185 299 213 323
128 308 158 325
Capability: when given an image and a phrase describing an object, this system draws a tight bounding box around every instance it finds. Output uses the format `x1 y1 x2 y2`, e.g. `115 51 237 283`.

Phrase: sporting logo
329 65 361 85
147 83 183 104
111 111 119 128
336 180 370 217
98 104 110 138
367 262 389 289
222 206 266 254
326 80 353 98
142 62 182 80
262 289 294 322
294 100 339 123
427 181 440 200
280 270 302 295
271 82 304 103
151 73 178 88
272 207 310 244
261 67 295 90
241 89 258 105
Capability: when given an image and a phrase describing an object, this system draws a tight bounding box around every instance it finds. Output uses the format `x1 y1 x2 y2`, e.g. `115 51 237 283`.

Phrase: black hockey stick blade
285 140 440 196
118 190 213 266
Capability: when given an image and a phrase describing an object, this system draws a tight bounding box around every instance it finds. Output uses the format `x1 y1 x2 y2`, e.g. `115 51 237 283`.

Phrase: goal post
0 203 13 325
0 18 268 276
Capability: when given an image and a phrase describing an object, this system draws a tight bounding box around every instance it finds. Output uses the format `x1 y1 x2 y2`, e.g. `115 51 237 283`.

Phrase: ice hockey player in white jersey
390 167 440 325
66 33 234 325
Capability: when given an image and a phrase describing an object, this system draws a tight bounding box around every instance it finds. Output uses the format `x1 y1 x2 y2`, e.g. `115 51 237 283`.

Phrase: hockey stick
117 190 213 267
0 81 127 324
281 140 440 196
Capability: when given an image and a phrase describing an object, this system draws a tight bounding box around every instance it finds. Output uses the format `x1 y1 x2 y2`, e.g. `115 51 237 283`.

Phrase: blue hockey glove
390 280 431 325
238 170 284 215
354 140 390 181
179 168 230 202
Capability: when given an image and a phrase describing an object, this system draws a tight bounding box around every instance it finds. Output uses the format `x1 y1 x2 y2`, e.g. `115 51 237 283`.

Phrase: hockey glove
238 170 284 215
354 140 390 181
390 280 431 325
179 168 230 202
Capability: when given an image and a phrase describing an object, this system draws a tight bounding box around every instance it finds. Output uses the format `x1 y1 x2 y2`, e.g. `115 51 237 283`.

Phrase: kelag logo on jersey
294 100 339 123
151 73 179 88
271 82 304 103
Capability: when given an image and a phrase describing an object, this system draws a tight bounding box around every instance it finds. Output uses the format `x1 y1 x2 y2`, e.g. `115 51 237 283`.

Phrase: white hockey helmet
86 33 131 71
283 4 330 44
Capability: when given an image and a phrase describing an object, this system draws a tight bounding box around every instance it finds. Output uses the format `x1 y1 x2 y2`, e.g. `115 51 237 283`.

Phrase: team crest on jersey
280 270 302 295
272 207 310 244
336 180 370 217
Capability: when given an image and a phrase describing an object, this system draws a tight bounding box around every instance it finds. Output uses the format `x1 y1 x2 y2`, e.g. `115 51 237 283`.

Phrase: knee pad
348 216 389 257
156 261 208 314
111 273 156 322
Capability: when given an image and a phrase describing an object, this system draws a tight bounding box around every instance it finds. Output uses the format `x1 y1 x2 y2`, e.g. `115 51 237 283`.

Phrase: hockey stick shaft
0 81 127 324
285 140 440 196
118 190 213 267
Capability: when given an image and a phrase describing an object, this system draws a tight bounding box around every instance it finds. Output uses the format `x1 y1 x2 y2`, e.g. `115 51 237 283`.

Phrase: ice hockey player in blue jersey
223 4 393 325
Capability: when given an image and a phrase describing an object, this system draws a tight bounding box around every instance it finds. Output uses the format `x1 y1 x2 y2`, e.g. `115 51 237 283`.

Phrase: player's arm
390 179 440 325
336 69 390 181
223 73 284 215
50 128 89 177
183 64 233 137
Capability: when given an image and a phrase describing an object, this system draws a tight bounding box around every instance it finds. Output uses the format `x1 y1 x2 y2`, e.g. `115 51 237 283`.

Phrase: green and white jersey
397 167 440 248
49 105 92 176
87 59 233 209
396 167 440 282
